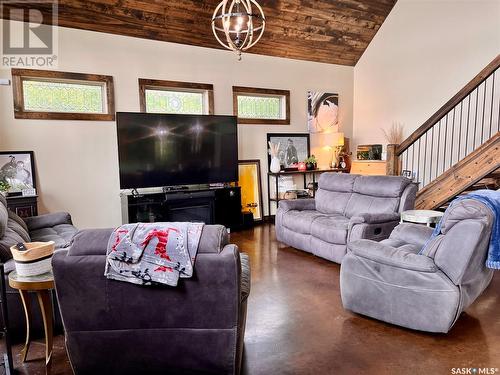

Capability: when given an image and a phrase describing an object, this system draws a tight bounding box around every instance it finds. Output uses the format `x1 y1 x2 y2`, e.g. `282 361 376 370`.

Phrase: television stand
162 186 190 192
121 186 243 230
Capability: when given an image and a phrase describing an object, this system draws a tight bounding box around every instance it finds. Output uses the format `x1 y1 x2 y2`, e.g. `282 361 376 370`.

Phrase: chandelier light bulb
212 0 266 61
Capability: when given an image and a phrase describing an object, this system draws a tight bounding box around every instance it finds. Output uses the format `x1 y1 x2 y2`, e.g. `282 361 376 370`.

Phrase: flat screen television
116 112 238 189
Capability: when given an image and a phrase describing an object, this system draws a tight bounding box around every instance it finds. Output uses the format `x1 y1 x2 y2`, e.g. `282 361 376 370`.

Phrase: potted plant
304 155 317 170
0 180 11 197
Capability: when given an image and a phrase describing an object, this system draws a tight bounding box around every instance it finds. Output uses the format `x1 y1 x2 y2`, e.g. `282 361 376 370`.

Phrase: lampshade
322 132 344 147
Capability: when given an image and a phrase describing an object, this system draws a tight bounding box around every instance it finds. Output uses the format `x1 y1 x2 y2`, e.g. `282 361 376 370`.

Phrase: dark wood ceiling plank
0 0 397 66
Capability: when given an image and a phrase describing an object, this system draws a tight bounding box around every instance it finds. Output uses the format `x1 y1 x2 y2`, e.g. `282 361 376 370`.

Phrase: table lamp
323 132 344 168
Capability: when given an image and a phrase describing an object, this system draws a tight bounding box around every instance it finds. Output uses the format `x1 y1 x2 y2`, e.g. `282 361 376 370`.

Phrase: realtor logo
451 368 499 374
1 0 58 68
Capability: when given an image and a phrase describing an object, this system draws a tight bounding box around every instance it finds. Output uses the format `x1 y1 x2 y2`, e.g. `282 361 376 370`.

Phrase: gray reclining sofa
275 173 417 263
340 198 494 333
52 225 250 375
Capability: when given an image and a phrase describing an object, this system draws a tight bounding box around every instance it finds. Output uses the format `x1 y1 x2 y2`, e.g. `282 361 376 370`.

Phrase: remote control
16 243 27 251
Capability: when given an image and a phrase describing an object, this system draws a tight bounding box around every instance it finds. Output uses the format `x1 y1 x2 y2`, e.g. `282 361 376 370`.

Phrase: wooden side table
401 209 444 227
8 271 54 373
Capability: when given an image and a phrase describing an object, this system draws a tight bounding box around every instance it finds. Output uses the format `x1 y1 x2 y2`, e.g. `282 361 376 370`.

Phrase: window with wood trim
12 69 115 121
233 86 290 125
139 79 214 115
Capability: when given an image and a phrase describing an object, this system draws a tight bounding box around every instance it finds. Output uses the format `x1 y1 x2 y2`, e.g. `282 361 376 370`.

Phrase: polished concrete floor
3 223 500 374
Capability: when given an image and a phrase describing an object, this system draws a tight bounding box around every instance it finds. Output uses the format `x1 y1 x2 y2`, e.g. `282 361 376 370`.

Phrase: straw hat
10 241 55 276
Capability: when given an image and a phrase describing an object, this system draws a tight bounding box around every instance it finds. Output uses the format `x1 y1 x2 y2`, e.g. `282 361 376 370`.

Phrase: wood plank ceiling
1 0 397 66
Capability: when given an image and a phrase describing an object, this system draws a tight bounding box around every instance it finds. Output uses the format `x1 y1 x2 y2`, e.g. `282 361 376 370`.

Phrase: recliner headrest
440 199 493 235
318 173 358 192
353 176 411 198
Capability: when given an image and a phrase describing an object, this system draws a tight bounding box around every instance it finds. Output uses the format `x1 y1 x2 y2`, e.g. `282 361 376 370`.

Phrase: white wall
353 0 500 150
0 21 353 228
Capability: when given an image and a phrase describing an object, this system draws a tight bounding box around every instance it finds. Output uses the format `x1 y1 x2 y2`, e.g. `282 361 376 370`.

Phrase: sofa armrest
348 239 438 273
390 223 434 248
25 212 72 231
349 212 400 225
399 183 418 213
240 253 251 302
277 198 315 213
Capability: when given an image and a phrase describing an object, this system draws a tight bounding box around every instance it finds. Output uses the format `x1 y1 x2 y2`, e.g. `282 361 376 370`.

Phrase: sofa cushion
0 194 7 238
315 190 352 215
353 175 411 198
30 224 77 249
68 225 228 257
343 176 411 218
315 174 357 215
439 199 493 235
380 238 420 254
7 213 30 243
0 227 25 262
25 212 72 231
318 173 357 192
68 228 113 256
345 193 400 218
282 210 326 235
311 215 350 244
8 210 29 233
198 225 229 254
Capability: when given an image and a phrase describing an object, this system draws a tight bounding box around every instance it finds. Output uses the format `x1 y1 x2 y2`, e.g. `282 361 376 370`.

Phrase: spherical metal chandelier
211 0 266 61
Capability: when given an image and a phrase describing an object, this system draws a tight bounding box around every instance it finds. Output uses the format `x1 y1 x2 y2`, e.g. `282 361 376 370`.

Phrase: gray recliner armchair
0 194 77 340
340 198 494 333
275 173 417 263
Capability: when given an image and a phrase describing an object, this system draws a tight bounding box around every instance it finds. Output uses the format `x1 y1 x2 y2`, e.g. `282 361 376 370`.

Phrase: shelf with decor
267 168 348 215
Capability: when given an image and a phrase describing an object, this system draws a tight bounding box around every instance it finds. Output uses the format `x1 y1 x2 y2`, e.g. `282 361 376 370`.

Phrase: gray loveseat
0 194 78 339
275 173 417 263
340 198 494 333
52 225 250 375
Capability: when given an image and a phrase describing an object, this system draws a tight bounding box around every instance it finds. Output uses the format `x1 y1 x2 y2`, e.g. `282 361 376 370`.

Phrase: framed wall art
267 133 310 170
0 151 36 196
238 160 263 221
307 91 339 133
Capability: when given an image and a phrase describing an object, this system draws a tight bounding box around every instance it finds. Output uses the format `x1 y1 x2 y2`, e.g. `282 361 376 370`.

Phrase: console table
267 168 348 215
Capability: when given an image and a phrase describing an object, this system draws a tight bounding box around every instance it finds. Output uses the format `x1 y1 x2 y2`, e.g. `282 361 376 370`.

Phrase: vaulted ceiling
2 0 397 66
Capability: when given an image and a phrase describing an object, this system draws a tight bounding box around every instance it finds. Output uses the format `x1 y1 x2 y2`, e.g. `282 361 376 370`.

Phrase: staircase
390 55 500 210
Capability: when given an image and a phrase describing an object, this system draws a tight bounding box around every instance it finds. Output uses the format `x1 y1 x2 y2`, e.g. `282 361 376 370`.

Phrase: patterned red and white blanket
104 222 204 286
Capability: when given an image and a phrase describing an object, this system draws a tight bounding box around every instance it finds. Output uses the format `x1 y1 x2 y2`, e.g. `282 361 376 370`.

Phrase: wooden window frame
232 86 290 125
138 78 214 115
12 68 115 121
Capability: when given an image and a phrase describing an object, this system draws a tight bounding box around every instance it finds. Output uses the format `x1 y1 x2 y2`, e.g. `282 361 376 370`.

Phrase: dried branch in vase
382 122 404 144
268 141 280 157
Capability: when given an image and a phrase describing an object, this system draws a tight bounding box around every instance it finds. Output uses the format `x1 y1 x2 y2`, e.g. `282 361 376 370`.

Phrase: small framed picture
0 151 36 196
267 133 311 170
401 170 413 179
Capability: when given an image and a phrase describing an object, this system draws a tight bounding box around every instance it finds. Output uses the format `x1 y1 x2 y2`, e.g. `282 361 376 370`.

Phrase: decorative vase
298 162 307 171
306 162 314 170
270 157 281 173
